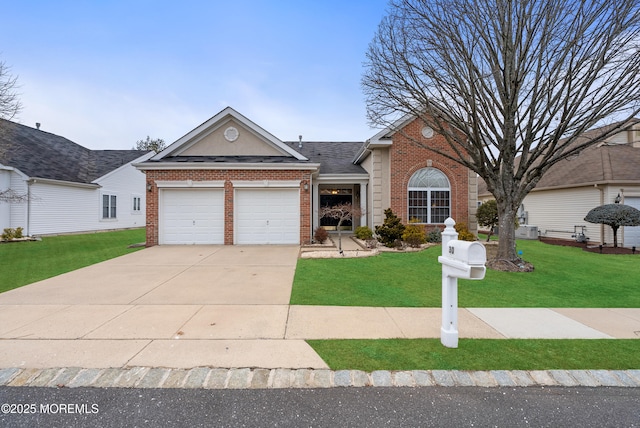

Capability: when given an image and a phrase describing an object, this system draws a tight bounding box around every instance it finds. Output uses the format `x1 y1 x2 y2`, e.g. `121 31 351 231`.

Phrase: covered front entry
160 189 224 244
319 187 354 230
235 188 300 244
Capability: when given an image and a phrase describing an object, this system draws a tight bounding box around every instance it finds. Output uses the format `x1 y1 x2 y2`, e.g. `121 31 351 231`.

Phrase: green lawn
0 228 146 293
308 339 640 371
290 239 640 307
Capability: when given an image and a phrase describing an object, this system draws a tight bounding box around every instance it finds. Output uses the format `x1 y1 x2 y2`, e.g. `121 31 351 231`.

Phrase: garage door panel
235 188 300 244
626 197 640 248
161 189 224 245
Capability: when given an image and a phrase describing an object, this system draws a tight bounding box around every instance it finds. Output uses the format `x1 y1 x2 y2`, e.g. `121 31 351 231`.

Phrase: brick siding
389 117 470 231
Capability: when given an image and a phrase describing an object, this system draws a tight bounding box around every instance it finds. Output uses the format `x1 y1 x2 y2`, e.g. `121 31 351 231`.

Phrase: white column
312 182 320 232
359 182 367 226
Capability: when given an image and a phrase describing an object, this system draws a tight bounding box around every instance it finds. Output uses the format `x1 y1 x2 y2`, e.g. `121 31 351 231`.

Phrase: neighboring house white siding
28 182 99 235
1 153 152 236
0 168 28 231
0 169 10 230
521 185 640 247
522 186 602 242
26 156 149 236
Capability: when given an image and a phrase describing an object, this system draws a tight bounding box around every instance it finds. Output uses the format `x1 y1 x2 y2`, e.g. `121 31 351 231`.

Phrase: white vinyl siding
521 187 601 241
25 154 149 235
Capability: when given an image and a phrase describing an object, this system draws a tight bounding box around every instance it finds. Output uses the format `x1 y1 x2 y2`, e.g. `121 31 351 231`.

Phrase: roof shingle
0 120 149 183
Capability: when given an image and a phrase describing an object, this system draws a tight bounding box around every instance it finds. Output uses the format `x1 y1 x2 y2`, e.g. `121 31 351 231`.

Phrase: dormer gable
152 107 307 161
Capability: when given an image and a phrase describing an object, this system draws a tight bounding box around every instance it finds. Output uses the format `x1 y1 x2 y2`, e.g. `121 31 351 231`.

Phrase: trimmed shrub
14 227 23 239
375 208 406 247
314 227 328 244
455 222 476 241
402 219 426 248
354 226 373 240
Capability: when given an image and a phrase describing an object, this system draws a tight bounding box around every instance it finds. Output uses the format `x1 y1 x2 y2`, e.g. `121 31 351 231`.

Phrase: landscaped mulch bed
539 237 638 255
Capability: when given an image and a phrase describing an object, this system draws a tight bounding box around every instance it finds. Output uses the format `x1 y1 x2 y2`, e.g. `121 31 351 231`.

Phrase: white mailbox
438 218 488 348
438 240 486 280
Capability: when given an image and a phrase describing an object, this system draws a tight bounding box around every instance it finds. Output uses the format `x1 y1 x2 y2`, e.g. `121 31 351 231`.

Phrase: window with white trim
408 168 450 224
102 194 117 219
132 196 142 214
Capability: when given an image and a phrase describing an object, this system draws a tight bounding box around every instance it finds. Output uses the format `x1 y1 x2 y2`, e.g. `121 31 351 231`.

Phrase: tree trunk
612 226 619 248
495 202 519 262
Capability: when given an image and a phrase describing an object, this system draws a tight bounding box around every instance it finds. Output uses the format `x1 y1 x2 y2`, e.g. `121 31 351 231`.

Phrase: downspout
620 188 625 247
26 180 31 236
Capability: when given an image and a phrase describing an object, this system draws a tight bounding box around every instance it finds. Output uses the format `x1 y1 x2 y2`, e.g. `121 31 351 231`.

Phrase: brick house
135 107 477 246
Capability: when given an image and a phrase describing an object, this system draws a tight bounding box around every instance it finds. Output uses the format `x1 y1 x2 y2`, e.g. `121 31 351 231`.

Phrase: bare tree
0 61 21 127
0 189 28 204
319 202 362 253
363 0 640 269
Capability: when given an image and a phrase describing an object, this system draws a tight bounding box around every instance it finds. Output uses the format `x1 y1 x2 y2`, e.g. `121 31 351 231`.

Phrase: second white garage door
625 197 640 248
161 189 224 244
235 188 300 244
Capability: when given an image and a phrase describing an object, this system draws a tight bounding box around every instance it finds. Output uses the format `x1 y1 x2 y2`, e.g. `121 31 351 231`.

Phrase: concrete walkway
0 242 639 378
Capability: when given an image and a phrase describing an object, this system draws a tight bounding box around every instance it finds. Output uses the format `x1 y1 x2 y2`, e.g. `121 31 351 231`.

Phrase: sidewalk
0 241 639 388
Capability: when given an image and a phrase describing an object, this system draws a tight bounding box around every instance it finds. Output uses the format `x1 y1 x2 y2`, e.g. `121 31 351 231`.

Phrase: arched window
408 168 450 223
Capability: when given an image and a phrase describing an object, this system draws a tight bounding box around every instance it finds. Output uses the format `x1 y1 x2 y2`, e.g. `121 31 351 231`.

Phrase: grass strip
291 239 640 307
307 339 640 371
0 228 146 293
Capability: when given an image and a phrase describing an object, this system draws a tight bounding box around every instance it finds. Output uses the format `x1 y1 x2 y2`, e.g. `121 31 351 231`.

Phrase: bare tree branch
363 0 640 265
0 61 22 129
0 189 28 203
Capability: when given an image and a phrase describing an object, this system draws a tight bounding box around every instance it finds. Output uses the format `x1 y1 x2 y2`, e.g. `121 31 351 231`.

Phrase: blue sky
3 1 389 149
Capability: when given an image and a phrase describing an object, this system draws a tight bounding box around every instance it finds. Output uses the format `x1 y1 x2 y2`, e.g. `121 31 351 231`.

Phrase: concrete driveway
0 245 329 369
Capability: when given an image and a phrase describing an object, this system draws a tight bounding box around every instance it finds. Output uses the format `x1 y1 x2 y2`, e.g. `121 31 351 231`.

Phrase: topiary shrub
14 227 23 239
402 219 426 248
354 226 373 240
314 227 328 244
426 227 442 243
454 222 476 241
375 208 406 247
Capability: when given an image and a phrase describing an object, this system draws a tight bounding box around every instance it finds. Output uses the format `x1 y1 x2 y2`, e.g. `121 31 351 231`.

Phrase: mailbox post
437 217 486 348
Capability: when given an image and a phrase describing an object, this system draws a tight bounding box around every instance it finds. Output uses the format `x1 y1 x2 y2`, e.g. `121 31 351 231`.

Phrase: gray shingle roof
0 120 149 183
477 120 640 196
282 141 367 175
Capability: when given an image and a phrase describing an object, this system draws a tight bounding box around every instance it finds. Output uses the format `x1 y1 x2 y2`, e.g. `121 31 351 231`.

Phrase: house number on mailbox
449 246 455 255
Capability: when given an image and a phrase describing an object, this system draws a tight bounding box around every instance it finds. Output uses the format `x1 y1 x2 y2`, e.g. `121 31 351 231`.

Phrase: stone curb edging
2 368 640 389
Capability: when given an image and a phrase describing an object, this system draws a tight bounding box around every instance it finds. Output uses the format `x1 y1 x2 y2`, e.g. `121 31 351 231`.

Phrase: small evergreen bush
375 208 406 247
402 219 426 247
354 226 373 240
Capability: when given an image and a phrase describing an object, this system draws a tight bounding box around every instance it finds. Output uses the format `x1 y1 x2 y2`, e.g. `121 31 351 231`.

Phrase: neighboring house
0 120 153 236
478 119 640 248
136 107 477 246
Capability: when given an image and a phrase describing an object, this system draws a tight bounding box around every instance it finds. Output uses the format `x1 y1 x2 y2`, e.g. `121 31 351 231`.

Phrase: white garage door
235 188 300 244
625 197 640 248
161 189 224 244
